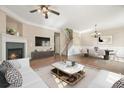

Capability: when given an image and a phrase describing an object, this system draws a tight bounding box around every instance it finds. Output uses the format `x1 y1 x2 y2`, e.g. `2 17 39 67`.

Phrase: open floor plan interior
0 5 124 88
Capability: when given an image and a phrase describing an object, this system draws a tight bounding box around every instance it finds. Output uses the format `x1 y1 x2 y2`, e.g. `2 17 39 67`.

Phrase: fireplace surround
0 33 27 61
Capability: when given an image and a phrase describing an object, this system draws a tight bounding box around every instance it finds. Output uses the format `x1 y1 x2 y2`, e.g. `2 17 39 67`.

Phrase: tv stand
31 50 54 60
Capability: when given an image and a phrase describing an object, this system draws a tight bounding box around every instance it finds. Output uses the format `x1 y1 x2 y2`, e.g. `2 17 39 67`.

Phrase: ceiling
1 5 124 32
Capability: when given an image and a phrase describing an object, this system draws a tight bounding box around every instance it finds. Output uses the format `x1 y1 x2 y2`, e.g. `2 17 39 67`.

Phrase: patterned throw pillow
2 61 13 69
5 68 23 87
112 78 124 88
0 61 14 75
7 60 21 69
0 63 6 74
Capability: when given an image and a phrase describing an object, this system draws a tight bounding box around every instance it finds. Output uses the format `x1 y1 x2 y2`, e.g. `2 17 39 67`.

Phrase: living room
0 2 124 90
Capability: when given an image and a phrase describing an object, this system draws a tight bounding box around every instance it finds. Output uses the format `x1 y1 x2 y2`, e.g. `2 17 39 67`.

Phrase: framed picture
98 36 112 45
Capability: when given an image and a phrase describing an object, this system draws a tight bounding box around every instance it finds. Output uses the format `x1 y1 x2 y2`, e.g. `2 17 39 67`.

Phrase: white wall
81 27 124 47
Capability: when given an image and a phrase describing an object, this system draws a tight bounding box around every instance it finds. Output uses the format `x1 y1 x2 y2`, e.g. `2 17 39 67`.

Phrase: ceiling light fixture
91 24 103 42
91 24 101 38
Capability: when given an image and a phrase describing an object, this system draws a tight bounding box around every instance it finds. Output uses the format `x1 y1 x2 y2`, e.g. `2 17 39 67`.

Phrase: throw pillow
5 68 23 87
0 71 10 88
0 63 7 74
7 60 21 69
112 78 124 88
2 61 13 69
94 47 99 52
0 61 14 75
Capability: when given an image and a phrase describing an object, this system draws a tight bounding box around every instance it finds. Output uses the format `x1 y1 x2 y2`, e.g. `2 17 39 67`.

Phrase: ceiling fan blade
48 9 60 15
30 9 38 13
45 13 48 19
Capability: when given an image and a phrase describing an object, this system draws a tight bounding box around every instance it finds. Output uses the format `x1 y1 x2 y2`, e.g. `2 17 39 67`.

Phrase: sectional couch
7 58 48 88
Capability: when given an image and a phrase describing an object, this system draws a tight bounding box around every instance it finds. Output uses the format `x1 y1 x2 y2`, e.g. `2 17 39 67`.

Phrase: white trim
0 6 61 32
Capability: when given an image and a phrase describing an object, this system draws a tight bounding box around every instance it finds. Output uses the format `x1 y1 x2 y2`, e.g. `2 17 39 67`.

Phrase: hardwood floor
30 55 124 74
30 55 61 69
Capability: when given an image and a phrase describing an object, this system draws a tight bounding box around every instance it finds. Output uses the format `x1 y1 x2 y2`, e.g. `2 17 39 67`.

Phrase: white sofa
88 70 124 88
89 48 105 58
8 58 48 88
81 47 105 58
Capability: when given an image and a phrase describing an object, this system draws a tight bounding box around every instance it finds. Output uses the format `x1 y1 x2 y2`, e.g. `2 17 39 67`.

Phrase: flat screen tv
35 36 50 46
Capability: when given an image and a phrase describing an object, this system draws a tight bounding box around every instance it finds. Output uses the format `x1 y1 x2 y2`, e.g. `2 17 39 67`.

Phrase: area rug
34 65 100 88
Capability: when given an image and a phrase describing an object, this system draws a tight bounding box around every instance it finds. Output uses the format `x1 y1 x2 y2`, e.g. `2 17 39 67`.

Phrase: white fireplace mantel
0 33 27 61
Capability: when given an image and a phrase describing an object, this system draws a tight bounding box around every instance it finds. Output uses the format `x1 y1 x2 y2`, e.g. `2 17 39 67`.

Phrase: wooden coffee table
51 61 85 85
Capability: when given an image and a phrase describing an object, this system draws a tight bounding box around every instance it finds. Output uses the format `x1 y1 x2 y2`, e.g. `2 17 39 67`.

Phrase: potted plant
64 28 73 40
7 28 16 35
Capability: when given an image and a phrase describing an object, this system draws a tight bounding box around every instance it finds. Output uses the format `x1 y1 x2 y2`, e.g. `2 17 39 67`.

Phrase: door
54 33 60 54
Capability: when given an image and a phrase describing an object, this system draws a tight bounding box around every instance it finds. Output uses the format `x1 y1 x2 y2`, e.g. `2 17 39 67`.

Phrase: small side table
104 50 109 60
104 50 113 60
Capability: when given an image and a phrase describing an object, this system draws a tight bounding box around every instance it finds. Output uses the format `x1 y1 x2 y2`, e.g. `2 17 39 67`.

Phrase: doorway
54 32 60 55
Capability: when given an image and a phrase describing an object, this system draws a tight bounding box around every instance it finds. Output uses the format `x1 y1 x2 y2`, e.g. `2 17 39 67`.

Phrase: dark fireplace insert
7 48 24 60
6 42 25 60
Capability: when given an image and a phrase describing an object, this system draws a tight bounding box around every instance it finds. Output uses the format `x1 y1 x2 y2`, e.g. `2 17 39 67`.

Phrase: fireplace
7 48 24 60
6 42 25 60
0 33 27 61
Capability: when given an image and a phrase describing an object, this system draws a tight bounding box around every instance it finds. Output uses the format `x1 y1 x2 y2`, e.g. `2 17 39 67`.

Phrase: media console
31 50 54 60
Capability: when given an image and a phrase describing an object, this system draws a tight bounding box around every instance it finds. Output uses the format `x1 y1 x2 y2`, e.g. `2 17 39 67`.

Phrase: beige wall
0 10 23 36
60 30 66 53
73 32 80 46
80 27 124 47
6 16 23 36
22 23 56 57
0 10 6 33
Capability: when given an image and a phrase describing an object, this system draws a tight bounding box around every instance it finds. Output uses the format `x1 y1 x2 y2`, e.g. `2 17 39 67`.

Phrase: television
35 36 50 46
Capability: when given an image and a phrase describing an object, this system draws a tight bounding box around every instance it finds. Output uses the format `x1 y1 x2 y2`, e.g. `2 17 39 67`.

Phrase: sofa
7 58 48 88
88 70 124 88
81 47 105 58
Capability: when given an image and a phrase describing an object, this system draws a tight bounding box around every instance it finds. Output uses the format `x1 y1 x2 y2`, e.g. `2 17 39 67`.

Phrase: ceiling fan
30 5 60 19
